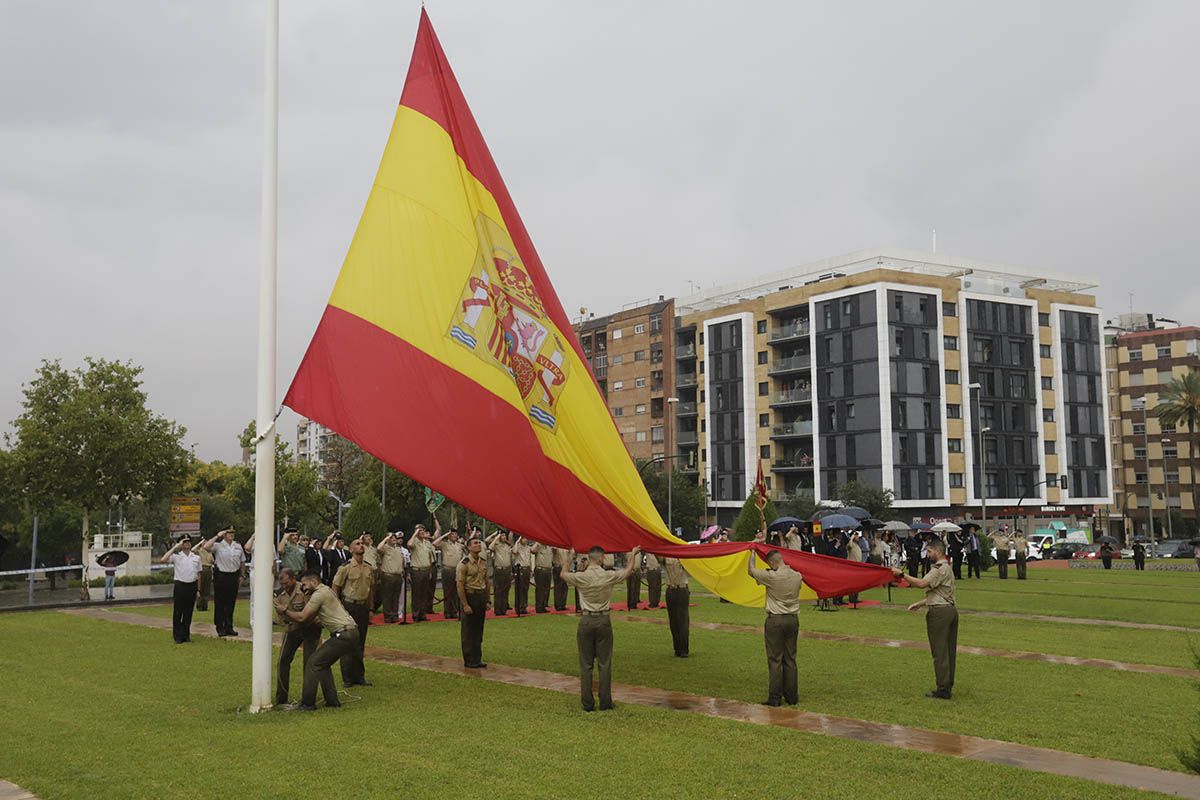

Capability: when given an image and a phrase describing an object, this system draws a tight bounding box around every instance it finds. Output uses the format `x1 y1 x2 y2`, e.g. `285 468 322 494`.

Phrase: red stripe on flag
286 305 657 551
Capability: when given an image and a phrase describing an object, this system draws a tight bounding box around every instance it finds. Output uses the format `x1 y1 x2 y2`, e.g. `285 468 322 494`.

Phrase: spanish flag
284 11 893 605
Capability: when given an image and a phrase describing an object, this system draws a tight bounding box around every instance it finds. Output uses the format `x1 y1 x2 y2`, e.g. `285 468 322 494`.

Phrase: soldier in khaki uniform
552 547 570 611
333 541 374 686
512 537 532 615
287 571 359 710
457 537 492 668
893 538 958 699
407 524 437 622
377 532 408 623
561 546 641 711
359 533 381 613
195 540 213 611
531 541 554 613
273 567 321 705
1013 530 1029 580
434 528 464 619
643 552 663 608
992 528 1011 579
624 551 643 610
486 530 513 615
663 556 690 657
748 531 804 706
780 524 804 551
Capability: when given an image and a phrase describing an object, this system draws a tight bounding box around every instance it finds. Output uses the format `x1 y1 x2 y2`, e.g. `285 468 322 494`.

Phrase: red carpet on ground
370 602 693 625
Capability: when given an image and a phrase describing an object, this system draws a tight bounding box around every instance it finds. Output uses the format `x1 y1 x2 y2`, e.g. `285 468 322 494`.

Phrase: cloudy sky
2 1 1197 463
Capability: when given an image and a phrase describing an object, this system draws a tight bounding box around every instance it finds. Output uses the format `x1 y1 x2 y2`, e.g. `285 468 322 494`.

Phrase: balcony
771 421 814 438
677 431 699 446
592 364 608 378
769 387 812 407
676 343 696 359
679 462 699 475
772 454 815 472
768 355 810 375
769 321 810 344
676 401 698 416
677 372 698 387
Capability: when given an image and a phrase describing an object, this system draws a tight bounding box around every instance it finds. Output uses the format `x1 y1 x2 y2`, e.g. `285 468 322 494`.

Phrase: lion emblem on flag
448 214 569 431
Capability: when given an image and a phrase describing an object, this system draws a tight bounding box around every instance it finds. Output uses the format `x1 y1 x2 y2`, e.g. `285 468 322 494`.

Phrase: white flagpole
250 0 279 712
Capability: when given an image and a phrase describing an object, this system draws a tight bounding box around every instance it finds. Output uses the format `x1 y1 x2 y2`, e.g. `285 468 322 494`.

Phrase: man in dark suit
306 539 327 583
323 533 350 585
826 532 848 605
948 530 965 580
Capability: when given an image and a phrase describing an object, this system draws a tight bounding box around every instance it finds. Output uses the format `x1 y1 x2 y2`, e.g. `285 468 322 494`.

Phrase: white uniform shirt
170 551 202 583
212 540 246 573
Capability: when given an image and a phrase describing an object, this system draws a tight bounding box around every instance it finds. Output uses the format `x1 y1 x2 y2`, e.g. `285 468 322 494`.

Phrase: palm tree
1155 370 1200 533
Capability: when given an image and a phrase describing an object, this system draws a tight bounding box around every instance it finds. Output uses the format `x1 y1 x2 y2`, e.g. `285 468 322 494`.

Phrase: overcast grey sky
2 1 1197 463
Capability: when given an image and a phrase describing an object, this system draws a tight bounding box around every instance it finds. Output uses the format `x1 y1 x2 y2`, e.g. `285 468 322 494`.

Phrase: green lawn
124 597 1195 773
0 613 1176 800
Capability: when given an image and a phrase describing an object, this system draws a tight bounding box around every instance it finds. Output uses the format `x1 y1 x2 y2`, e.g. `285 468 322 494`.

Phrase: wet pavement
0 780 38 800
615 614 1200 679
62 606 1200 798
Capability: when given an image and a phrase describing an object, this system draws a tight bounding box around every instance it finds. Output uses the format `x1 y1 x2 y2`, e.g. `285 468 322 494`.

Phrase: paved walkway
62 606 1200 798
938 608 1200 632
615 614 1200 679
0 780 38 800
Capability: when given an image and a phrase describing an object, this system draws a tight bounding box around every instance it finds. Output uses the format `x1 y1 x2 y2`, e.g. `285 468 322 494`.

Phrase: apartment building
296 418 335 468
673 249 1111 527
577 298 674 462
1103 320 1200 538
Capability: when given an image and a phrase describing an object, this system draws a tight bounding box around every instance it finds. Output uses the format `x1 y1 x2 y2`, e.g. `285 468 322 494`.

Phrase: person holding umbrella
1132 539 1146 570
963 523 983 579
1100 538 1114 569
160 536 201 643
97 553 120 601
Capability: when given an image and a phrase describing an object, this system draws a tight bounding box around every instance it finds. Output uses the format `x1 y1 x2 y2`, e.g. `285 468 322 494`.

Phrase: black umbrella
768 516 805 532
96 550 130 567
1133 536 1152 543
862 518 886 529
911 521 932 531
813 506 871 522
1095 536 1118 545
961 522 982 531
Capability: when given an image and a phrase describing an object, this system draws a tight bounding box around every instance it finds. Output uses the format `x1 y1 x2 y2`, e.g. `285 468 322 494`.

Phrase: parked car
989 537 1047 563
1048 541 1089 560
1157 538 1194 559
1072 544 1123 560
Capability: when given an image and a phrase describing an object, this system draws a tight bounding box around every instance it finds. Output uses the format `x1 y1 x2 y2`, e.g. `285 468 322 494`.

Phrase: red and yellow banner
284 10 894 604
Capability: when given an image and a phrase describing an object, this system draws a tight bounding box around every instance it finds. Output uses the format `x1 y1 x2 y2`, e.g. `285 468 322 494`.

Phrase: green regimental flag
424 487 445 515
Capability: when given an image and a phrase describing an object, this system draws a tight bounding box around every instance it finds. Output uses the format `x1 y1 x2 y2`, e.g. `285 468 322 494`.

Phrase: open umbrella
862 518 886 529
768 516 805 532
1132 535 1152 543
96 550 130 567
818 513 861 530
961 521 982 531
810 506 871 522
699 525 720 541
931 521 961 533
911 521 932 532
882 520 911 532
1096 535 1118 545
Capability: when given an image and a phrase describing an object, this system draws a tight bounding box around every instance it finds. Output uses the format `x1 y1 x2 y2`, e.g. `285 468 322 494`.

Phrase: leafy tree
731 493 778 541
184 460 240 496
341 489 387 537
232 421 327 534
778 492 819 523
835 480 895 521
1156 370 1200 530
636 462 707 538
8 359 191 598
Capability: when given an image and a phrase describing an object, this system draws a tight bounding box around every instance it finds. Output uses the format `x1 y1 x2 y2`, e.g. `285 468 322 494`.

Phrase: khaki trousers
301 628 357 707
577 613 614 711
926 604 959 694
764 613 799 704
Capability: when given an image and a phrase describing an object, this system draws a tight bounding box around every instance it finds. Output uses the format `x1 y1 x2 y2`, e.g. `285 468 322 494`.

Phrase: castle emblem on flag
449 214 570 431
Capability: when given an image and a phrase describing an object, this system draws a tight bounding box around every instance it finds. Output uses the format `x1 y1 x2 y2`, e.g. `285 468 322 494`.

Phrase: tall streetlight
1161 437 1175 540
328 491 350 529
980 426 992 532
1134 396 1154 554
968 382 987 529
666 397 680 535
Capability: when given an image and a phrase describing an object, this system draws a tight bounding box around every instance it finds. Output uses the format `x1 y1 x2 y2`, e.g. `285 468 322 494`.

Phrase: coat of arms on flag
448 213 570 431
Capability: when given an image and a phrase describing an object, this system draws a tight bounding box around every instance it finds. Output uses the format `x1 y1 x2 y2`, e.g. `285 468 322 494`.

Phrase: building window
635 377 647 388
945 369 960 384
757 350 768 365
949 473 965 488
1009 374 1027 399
613 354 626 365
1044 440 1056 455
635 404 646 415
944 335 958 351
1156 345 1171 359
650 346 663 364
847 402 856 419
1163 445 1179 459
894 329 905 357
759 413 769 427
1043 408 1055 423
759 381 769 396
1039 312 1051 327
651 426 664 443
943 301 957 316
635 430 648 442
947 438 963 453
649 313 662 333
1135 472 1148 485
1040 344 1052 359
634 350 647 362
1132 422 1145 435
1166 470 1180 483
613 381 624 391
1041 376 1053 391
947 404 961 419
756 319 767 335
612 406 624 416
760 445 771 459
634 323 645 335
842 299 854 315
612 329 623 340
1127 349 1142 362
1162 423 1176 433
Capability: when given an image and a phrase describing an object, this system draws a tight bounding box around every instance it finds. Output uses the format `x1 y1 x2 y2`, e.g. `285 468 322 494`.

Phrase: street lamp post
1162 437 1175 540
328 491 350 529
667 397 679 535
969 380 986 530
980 425 992 532
1135 397 1154 555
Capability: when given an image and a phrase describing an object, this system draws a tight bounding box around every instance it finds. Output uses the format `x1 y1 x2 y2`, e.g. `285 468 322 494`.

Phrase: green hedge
69 571 177 589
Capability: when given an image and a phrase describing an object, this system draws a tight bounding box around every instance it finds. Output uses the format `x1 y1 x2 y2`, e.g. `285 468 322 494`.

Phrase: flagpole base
248 703 274 714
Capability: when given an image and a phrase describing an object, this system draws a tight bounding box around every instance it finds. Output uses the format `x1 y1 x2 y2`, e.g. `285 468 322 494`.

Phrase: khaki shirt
749 564 804 615
438 539 464 569
512 543 532 569
490 540 512 569
552 547 570 568
663 557 688 588
781 532 803 551
304 584 356 634
333 560 374 603
378 541 406 574
409 538 436 569
197 547 213 567
534 544 554 569
362 545 379 569
561 565 624 612
625 552 643 573
456 554 489 592
602 553 615 570
1014 535 1028 555
274 583 312 632
643 552 660 571
924 560 956 607
993 534 1012 551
